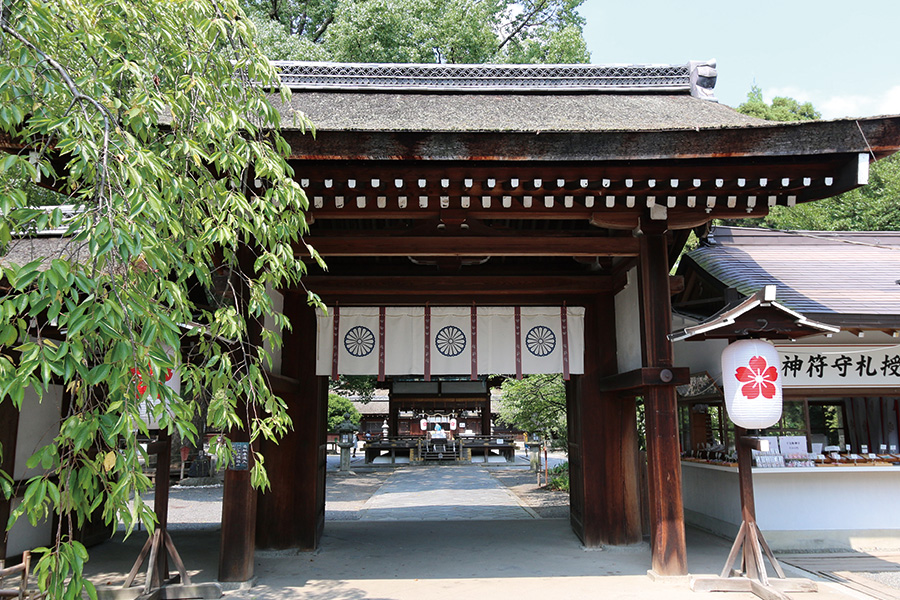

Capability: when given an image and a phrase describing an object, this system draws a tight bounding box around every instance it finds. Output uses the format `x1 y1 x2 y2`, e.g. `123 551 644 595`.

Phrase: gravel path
854 571 900 591
489 468 570 519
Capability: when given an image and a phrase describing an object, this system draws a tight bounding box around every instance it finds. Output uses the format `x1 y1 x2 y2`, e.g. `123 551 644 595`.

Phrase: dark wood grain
639 226 688 576
255 304 328 550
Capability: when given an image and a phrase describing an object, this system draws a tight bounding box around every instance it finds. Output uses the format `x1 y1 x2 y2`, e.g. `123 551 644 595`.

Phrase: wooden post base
692 433 817 599
691 575 817 600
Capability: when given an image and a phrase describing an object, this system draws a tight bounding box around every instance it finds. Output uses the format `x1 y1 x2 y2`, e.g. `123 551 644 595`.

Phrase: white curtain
316 306 585 377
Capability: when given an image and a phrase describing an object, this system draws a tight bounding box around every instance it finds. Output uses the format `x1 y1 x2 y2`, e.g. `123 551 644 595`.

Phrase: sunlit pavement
84 461 868 600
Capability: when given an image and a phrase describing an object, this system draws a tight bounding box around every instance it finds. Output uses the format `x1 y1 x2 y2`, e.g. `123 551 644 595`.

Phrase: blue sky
579 0 900 119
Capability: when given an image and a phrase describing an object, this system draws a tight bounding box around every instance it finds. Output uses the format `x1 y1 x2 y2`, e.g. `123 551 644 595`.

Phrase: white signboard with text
775 344 900 388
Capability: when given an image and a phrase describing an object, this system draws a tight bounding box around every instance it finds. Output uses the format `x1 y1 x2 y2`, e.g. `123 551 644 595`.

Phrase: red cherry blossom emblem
734 355 779 400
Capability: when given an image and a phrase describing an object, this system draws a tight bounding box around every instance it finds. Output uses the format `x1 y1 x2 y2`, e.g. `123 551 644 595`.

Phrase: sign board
775 345 900 389
230 442 250 471
778 436 808 454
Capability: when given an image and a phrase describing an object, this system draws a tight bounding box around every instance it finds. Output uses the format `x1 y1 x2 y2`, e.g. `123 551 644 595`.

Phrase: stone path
359 466 538 521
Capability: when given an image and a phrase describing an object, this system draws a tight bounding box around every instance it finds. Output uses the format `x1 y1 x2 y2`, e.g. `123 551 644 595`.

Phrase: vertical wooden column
218 451 257 581
639 225 688 576
153 431 171 581
389 401 399 437
255 300 328 550
0 398 19 560
218 248 262 582
481 394 492 435
567 294 641 547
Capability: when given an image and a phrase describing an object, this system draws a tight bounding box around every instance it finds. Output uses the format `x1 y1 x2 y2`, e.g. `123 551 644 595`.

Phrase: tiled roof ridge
274 60 718 100
707 226 900 247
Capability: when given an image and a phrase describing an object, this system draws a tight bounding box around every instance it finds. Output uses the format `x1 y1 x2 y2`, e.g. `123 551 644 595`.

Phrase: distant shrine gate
213 62 900 584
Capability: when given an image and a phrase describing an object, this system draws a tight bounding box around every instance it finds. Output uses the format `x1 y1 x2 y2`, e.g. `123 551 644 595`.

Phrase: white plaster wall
672 314 729 382
614 267 643 372
682 461 900 551
6 496 52 558
15 385 62 481
264 285 284 374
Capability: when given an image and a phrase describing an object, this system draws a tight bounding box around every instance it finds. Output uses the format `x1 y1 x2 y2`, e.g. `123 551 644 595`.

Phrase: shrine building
3 60 900 585
222 61 900 583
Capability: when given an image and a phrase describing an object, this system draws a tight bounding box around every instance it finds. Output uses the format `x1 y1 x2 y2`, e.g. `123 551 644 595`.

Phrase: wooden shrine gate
214 62 900 584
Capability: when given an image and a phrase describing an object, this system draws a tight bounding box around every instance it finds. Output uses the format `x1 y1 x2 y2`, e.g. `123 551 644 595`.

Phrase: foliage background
0 0 321 595
240 0 590 63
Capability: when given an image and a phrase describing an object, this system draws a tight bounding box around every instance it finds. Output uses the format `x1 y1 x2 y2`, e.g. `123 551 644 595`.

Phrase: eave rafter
292 151 873 230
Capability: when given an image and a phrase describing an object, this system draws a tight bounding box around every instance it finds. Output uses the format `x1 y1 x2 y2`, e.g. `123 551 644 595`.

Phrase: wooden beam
282 117 900 162
596 367 690 393
298 236 639 257
305 200 780 230
300 275 613 297
292 158 859 186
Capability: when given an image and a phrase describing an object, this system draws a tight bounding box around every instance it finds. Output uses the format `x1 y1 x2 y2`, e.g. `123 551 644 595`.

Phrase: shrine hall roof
273 60 769 133
684 226 900 325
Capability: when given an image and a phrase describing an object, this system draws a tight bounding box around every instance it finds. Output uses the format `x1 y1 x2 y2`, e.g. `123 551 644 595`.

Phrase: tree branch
497 0 550 51
311 15 333 43
1 19 113 206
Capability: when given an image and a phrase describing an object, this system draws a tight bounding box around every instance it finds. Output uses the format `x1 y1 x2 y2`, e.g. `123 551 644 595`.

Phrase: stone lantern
336 413 357 471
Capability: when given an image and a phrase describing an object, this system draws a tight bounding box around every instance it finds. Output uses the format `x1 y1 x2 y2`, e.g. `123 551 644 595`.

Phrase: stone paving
359 465 538 521
86 462 868 600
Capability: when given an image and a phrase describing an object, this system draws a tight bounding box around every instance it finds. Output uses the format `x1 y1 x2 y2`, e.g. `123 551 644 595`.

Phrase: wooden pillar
218 248 261 582
639 225 688 576
389 400 399 437
567 294 641 547
218 452 257 581
481 394 491 435
0 398 19 560
153 431 171 581
255 301 328 550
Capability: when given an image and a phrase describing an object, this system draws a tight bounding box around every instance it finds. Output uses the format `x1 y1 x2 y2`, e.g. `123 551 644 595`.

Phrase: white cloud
762 85 900 120
820 95 873 120
875 85 900 117
773 85 900 119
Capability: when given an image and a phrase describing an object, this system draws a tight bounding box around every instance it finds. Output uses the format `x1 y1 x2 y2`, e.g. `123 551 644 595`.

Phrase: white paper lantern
721 339 783 429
